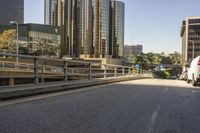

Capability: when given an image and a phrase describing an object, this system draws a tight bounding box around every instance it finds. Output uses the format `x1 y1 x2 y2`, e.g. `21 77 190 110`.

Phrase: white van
187 56 200 86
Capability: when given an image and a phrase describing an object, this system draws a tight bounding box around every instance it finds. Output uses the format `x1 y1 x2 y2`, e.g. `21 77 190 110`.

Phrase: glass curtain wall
110 0 125 58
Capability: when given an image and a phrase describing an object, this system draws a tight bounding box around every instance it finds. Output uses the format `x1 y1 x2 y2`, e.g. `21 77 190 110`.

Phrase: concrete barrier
0 76 151 100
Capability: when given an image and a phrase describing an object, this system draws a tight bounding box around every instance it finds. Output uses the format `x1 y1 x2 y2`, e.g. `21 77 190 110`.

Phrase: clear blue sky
25 0 200 54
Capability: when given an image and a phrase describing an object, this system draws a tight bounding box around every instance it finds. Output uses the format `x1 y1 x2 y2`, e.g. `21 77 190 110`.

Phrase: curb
0 76 150 100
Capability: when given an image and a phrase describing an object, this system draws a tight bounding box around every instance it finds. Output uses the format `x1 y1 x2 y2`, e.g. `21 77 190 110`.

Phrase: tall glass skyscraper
93 0 110 58
45 0 77 57
44 0 63 26
110 0 125 58
81 0 94 57
64 0 81 57
45 0 125 59
0 0 24 25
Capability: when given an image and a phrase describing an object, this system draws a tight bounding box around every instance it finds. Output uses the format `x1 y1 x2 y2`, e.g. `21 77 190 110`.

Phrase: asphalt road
0 79 200 133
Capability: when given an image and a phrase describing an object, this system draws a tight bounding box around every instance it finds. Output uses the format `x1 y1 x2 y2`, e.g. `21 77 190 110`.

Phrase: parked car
170 75 178 80
187 56 200 86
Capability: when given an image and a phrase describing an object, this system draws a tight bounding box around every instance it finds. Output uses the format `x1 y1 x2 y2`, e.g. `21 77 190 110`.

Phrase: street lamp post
188 40 195 59
9 21 19 64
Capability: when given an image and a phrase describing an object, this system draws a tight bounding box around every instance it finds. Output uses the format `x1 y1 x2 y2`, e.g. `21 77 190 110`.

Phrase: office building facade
0 23 61 56
93 0 110 58
110 0 125 58
63 0 74 57
181 17 200 64
44 0 63 26
45 0 125 59
45 0 81 57
79 0 94 57
124 45 143 57
0 0 24 25
0 23 60 46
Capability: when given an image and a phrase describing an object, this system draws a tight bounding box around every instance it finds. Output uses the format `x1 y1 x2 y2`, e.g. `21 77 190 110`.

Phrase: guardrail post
27 64 30 71
128 68 131 76
15 62 17 69
9 78 14 86
88 63 92 80
34 58 39 85
104 65 107 78
41 59 45 83
114 67 117 77
122 67 125 77
64 61 68 82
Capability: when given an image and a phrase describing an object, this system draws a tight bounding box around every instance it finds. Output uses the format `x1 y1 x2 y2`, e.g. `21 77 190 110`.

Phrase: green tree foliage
0 29 16 53
130 54 137 64
146 52 162 65
130 52 182 70
135 53 148 70
169 51 182 65
160 56 172 64
154 70 170 79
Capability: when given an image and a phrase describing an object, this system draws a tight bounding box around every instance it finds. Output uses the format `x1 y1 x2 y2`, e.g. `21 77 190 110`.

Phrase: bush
161 71 170 79
154 70 171 79
169 67 181 76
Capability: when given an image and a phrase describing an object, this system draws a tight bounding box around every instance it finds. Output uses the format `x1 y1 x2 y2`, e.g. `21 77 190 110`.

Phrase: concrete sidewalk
0 76 150 100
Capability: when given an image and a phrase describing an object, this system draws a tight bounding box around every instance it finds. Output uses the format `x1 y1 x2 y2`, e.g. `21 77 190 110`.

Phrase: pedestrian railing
0 53 153 86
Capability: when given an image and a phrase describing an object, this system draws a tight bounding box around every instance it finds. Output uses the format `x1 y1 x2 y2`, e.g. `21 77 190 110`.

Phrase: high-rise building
181 16 200 64
63 0 74 57
75 0 84 57
0 0 24 25
79 0 94 58
93 0 110 58
124 45 143 57
110 0 125 58
45 0 125 59
45 0 78 57
44 0 63 26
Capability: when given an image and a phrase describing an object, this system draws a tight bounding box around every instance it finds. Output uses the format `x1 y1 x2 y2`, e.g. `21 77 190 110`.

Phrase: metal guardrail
0 53 153 86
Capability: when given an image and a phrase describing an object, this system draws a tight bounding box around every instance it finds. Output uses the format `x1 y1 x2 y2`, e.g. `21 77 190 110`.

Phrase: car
187 56 200 86
170 75 178 80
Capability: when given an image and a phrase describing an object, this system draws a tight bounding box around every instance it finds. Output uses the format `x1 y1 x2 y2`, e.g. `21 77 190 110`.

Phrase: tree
169 51 182 65
146 52 155 65
146 52 162 65
0 29 16 53
160 56 172 64
135 53 149 70
130 53 137 64
153 53 162 64
32 39 59 57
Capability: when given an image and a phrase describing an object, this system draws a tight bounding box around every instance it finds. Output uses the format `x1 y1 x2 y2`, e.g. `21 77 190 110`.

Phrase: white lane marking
147 105 161 133
147 87 168 133
163 87 169 94
192 91 200 93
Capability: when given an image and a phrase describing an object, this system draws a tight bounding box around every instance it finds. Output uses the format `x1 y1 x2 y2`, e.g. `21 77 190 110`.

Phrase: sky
25 0 200 54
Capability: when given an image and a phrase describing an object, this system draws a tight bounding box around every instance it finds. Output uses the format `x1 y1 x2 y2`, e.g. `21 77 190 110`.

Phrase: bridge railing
0 53 152 86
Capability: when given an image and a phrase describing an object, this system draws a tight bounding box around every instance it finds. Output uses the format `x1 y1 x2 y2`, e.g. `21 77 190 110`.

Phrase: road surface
0 79 200 133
